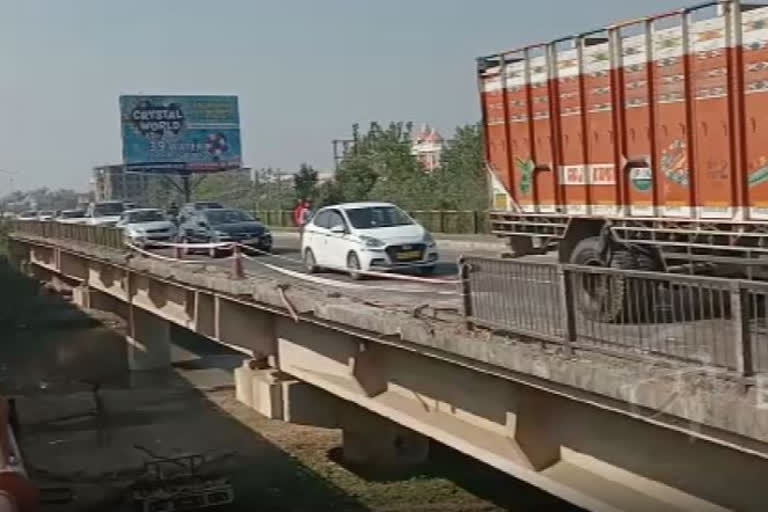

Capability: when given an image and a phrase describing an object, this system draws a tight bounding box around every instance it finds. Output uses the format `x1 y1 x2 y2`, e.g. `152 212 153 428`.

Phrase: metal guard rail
460 256 765 378
7 220 124 250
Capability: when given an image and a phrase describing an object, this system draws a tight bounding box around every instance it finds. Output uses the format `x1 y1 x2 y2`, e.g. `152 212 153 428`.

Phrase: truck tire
570 237 657 323
570 237 626 322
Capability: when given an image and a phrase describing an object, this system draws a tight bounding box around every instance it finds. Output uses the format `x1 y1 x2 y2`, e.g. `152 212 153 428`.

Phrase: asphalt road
154 234 467 312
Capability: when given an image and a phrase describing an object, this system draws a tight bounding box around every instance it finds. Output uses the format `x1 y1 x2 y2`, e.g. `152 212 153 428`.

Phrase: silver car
117 208 177 248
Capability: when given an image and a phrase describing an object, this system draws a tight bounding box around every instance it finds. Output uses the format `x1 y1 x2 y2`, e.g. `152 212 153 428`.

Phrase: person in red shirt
292 200 313 244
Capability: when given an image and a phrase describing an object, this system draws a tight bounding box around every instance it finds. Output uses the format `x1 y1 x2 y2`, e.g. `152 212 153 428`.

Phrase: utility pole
332 138 356 171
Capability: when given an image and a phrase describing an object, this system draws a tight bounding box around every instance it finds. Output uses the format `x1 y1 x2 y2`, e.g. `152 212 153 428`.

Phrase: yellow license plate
397 250 421 260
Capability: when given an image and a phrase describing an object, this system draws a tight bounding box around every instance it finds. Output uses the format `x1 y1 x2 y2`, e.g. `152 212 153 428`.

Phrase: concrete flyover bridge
6 221 768 512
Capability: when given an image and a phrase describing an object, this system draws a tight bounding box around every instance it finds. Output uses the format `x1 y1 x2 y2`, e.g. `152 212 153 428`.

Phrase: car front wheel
347 251 363 280
304 248 317 273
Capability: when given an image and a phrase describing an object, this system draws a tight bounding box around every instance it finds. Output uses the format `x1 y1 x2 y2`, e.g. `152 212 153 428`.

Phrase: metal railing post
458 256 473 330
730 281 754 377
557 265 576 355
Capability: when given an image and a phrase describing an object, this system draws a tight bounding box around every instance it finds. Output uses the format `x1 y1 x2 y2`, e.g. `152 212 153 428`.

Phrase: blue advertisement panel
120 95 241 172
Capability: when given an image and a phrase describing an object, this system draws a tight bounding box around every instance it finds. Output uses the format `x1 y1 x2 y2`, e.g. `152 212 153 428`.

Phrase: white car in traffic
56 209 88 224
86 201 125 226
301 202 438 278
117 208 177 248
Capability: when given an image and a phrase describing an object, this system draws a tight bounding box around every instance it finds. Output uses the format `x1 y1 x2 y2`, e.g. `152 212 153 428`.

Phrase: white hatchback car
302 202 438 278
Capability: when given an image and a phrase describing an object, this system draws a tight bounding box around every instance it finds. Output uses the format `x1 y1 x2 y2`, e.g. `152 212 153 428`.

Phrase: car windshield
345 206 413 229
19 212 37 218
61 210 85 218
40 211 54 216
205 209 253 225
94 203 124 216
127 210 165 223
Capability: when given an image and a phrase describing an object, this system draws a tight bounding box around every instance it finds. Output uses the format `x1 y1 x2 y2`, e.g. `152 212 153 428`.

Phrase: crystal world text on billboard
120 95 242 173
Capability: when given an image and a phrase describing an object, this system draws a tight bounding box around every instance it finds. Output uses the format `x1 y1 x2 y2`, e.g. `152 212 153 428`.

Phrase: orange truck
479 0 768 278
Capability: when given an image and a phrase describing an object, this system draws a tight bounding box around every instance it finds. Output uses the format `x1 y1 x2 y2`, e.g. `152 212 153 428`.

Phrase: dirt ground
0 261 576 511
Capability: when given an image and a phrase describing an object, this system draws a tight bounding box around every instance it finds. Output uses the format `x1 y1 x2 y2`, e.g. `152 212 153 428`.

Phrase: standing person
291 200 305 228
293 200 312 244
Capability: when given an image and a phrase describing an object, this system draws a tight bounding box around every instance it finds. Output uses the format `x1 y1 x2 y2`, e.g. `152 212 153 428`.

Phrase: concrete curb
269 231 505 254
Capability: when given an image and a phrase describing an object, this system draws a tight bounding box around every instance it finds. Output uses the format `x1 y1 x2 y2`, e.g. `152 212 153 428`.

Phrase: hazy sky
0 0 682 192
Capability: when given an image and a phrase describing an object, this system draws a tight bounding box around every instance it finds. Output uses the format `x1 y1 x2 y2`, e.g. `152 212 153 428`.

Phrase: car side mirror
330 224 346 234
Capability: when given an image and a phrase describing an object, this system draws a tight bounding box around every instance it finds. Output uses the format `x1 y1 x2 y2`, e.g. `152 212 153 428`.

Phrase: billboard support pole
181 174 191 203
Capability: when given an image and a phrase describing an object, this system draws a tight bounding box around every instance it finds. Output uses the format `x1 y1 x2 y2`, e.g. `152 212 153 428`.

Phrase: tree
252 168 296 210
332 121 434 209
293 163 318 201
315 180 344 208
194 169 254 209
431 124 487 211
145 176 180 208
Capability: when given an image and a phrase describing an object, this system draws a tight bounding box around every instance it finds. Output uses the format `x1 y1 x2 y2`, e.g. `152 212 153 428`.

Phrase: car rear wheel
304 248 317 273
347 251 363 280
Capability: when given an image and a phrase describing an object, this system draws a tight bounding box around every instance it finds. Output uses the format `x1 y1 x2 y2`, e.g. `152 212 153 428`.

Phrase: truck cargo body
480 0 768 269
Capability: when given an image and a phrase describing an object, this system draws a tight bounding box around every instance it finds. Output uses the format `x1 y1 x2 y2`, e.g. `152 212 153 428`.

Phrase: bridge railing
8 221 124 250
253 209 489 234
460 256 766 377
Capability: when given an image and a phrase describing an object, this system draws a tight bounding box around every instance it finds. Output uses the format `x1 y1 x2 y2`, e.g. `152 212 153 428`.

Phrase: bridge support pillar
235 362 286 419
339 406 429 470
127 308 171 371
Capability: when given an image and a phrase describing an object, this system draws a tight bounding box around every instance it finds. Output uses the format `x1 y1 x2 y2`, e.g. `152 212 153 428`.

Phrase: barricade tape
128 240 462 291
247 256 458 295
153 240 235 250
235 243 461 285
127 243 215 264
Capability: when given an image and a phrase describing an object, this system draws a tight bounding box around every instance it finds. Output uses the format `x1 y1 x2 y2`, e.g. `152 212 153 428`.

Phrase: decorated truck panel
479 2 768 221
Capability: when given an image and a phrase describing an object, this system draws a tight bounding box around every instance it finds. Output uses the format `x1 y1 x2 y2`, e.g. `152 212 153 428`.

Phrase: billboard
119 95 241 173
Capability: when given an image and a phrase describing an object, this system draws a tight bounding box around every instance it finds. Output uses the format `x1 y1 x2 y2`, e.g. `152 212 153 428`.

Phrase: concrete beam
217 297 277 357
348 342 387 398
59 251 88 281
28 245 55 270
72 284 127 320
129 273 192 328
127 307 171 371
